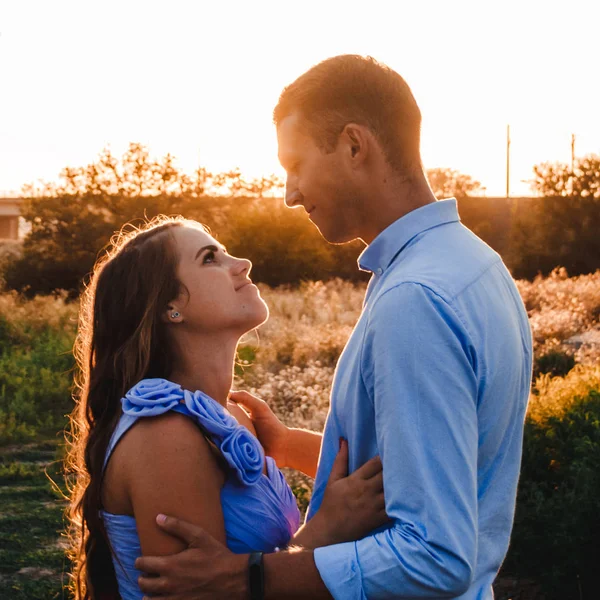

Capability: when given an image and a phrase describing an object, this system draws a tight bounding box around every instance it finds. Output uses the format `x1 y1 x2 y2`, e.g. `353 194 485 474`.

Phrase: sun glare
0 0 598 197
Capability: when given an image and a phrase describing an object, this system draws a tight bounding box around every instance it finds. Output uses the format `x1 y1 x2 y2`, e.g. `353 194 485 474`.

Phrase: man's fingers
354 455 383 480
138 574 168 595
155 514 206 547
134 555 167 575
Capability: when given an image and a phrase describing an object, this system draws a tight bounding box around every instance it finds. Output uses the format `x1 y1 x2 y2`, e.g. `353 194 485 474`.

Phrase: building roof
0 197 22 217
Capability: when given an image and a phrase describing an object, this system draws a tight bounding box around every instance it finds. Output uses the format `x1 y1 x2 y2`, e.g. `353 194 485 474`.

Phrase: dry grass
516 268 600 364
0 271 598 435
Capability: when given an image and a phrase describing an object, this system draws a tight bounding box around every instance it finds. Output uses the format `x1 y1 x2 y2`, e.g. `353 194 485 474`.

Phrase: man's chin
310 214 359 244
317 226 360 245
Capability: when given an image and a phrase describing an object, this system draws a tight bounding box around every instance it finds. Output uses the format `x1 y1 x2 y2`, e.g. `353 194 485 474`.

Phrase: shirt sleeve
314 283 478 599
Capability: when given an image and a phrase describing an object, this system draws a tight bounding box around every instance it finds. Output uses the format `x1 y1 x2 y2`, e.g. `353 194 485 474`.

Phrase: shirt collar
358 198 460 274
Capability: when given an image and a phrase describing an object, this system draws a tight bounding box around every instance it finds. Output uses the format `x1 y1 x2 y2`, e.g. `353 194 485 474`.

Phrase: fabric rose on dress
183 389 238 439
123 378 184 416
220 426 265 486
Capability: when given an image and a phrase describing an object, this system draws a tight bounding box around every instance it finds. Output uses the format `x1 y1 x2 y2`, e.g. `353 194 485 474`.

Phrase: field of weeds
1 271 599 598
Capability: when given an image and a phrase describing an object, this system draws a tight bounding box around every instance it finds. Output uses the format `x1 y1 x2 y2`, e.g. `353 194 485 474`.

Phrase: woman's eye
203 251 216 264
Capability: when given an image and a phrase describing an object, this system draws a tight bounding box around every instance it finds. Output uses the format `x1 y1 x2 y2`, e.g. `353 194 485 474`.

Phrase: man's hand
135 514 248 600
229 390 290 467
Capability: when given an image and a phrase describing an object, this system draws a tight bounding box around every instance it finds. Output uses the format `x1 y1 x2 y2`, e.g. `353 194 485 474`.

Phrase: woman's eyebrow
194 244 227 261
194 244 218 261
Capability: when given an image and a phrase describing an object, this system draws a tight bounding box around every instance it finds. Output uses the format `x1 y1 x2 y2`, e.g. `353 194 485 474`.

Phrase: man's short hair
274 54 422 175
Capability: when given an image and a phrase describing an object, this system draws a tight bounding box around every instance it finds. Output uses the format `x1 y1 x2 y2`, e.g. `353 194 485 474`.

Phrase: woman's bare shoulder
125 411 224 475
103 411 225 515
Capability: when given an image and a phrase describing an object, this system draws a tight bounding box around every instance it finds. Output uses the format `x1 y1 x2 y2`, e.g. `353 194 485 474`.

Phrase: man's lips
235 281 253 291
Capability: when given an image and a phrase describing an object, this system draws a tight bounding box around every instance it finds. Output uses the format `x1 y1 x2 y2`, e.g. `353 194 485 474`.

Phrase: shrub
528 364 600 423
0 293 76 445
0 240 22 290
504 391 600 599
533 350 576 378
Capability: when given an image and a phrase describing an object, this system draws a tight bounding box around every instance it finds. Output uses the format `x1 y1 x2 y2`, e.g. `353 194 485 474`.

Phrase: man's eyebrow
194 244 225 261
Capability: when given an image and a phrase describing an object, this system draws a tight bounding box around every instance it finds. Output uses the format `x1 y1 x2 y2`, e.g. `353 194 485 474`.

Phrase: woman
66 215 386 600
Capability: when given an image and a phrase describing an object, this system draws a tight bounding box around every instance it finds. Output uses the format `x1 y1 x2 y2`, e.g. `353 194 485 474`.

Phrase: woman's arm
281 428 323 479
124 411 227 555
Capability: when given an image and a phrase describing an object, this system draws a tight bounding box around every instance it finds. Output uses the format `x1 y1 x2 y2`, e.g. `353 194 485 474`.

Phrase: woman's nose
232 256 252 276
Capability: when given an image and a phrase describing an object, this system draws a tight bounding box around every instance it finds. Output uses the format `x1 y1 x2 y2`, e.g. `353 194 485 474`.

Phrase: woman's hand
293 439 391 549
229 390 290 467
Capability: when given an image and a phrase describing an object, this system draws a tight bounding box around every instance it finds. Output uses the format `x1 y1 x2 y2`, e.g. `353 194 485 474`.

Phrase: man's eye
203 251 216 264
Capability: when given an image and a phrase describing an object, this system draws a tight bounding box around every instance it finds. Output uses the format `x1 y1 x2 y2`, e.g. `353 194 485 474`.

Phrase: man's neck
360 174 437 244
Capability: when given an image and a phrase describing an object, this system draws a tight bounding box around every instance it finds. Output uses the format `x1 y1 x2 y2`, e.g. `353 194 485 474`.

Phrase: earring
171 311 180 319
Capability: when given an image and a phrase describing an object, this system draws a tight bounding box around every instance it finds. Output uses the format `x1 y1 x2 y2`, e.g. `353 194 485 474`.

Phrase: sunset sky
1 0 599 197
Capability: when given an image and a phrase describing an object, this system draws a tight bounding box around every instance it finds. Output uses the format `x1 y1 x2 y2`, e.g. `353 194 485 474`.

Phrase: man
136 55 532 599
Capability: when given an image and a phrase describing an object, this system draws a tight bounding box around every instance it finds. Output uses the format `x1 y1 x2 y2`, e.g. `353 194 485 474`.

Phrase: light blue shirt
309 199 532 599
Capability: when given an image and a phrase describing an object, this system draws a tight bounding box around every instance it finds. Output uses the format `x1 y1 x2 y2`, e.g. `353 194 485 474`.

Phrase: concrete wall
0 216 19 240
0 198 21 240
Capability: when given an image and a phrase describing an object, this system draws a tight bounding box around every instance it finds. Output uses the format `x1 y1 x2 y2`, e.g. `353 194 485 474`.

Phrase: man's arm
312 283 479 598
264 550 331 599
136 515 332 599
135 445 388 599
137 284 478 599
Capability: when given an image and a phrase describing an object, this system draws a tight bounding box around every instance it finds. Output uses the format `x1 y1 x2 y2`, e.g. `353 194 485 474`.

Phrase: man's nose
285 182 303 208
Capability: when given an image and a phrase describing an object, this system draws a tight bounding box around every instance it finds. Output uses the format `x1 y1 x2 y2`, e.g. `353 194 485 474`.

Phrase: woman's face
168 225 268 335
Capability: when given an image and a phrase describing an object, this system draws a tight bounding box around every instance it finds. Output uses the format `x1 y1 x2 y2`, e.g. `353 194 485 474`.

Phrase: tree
3 144 283 296
531 155 600 199
509 154 600 278
426 168 484 199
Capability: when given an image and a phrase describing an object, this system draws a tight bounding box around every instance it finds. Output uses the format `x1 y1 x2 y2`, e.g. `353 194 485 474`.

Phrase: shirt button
376 268 383 275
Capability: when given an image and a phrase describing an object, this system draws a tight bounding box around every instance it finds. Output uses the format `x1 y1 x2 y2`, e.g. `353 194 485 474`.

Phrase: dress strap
120 378 265 486
102 413 138 474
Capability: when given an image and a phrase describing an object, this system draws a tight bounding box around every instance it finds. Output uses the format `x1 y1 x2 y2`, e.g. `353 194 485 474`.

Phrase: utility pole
506 124 511 199
569 133 576 196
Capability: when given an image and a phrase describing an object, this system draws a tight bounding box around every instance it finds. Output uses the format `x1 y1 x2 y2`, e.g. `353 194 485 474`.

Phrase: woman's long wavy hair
65 215 194 599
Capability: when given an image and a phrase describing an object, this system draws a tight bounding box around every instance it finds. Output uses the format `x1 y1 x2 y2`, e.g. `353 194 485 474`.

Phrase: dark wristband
248 551 264 600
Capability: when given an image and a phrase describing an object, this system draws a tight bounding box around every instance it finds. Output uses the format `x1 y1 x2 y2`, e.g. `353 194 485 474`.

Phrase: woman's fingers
366 471 384 493
353 455 383 480
328 439 349 482
229 390 267 416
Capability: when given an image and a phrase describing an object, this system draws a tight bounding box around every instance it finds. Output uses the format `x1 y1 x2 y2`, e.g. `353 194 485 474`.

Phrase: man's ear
342 124 370 165
162 304 183 325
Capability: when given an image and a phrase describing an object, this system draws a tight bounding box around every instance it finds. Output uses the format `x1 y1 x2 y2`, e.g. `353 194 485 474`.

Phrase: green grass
0 436 71 600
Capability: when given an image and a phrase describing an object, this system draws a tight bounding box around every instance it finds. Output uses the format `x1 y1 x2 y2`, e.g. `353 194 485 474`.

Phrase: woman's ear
162 305 183 324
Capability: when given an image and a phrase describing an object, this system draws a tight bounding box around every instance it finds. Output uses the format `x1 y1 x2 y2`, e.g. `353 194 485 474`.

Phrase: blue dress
100 379 301 600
